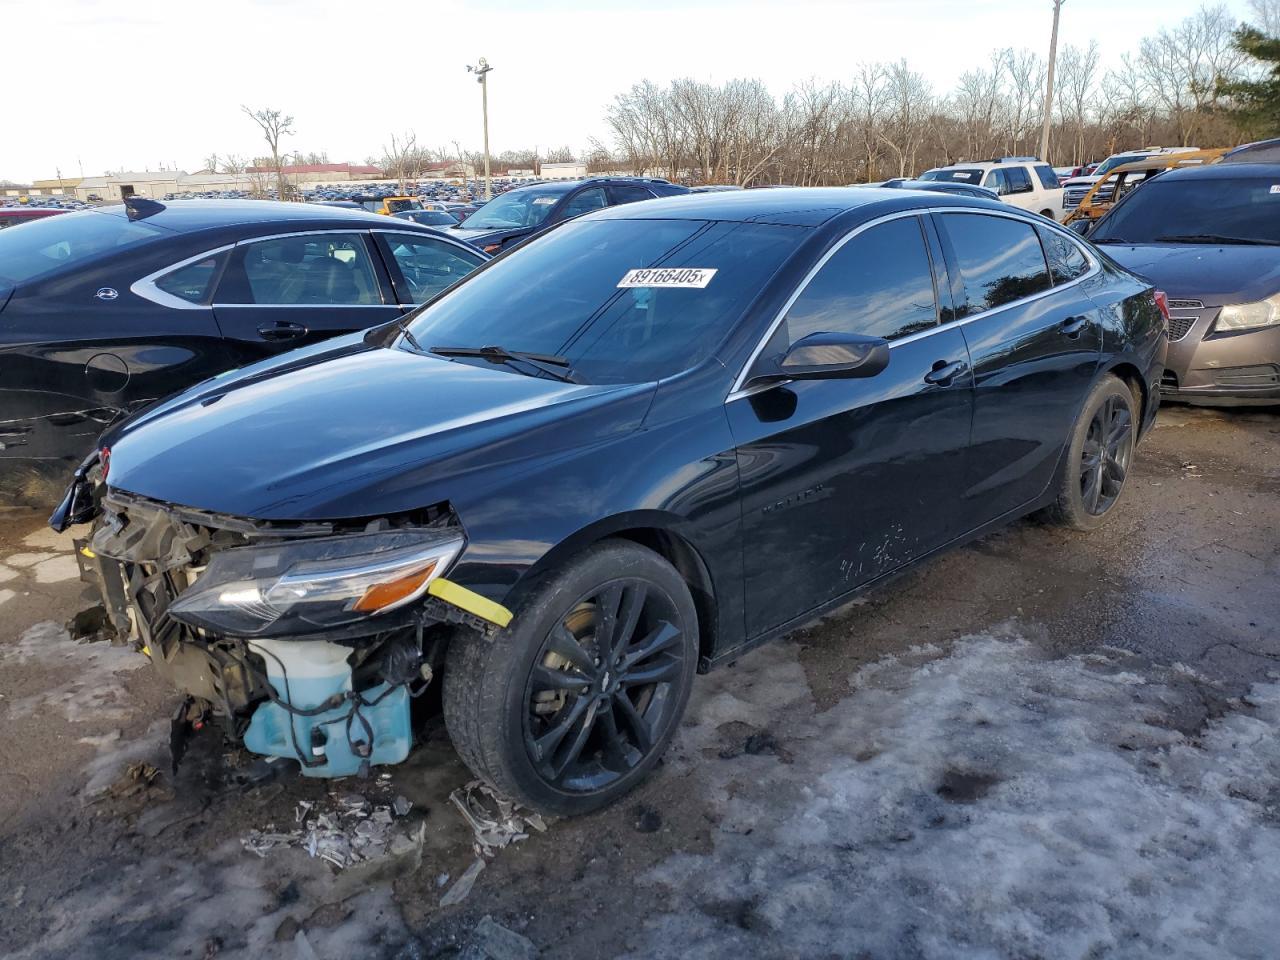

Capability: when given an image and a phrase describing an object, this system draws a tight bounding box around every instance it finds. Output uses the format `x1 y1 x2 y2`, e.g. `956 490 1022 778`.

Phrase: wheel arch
1100 359 1149 423
501 511 722 666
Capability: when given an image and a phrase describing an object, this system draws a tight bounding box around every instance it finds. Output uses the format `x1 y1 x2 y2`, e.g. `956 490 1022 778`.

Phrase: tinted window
608 184 655 205
1005 167 1033 193
1089 177 1280 245
382 234 482 304
1035 165 1060 190
155 254 223 303
406 218 801 384
0 210 165 284
940 213 1051 314
216 233 381 305
1037 227 1091 284
560 187 608 219
783 217 938 344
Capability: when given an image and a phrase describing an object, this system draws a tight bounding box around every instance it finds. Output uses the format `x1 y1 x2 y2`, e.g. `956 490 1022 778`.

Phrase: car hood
1098 243 1280 306
447 225 531 245
103 341 655 520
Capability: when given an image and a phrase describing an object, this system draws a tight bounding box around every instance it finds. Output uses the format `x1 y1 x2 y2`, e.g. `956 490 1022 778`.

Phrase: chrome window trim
726 205 1100 403
130 244 234 310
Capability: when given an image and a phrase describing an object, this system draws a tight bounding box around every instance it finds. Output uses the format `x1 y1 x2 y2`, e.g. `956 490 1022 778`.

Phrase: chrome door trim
130 243 234 310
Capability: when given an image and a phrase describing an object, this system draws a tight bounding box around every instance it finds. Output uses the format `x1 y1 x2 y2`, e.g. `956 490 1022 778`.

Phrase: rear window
0 210 166 285
1090 177 1280 245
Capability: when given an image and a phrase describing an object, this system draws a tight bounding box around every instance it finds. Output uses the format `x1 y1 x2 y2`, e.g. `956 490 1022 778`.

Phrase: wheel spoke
1084 465 1103 513
618 621 682 673
613 692 654 753
592 583 624 660
530 664 593 694
549 702 598 780
620 657 682 687
533 695 589 762
613 583 648 661
597 700 630 769
546 624 598 676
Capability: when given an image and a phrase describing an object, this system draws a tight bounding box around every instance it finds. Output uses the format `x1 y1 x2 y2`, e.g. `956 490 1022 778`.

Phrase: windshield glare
1091 177 1280 245
1094 154 1152 177
919 168 985 184
459 187 569 230
405 218 803 384
0 210 167 285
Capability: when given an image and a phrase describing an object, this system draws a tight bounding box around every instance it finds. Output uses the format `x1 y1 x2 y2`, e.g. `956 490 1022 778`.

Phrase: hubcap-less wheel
1080 393 1132 515
523 579 686 793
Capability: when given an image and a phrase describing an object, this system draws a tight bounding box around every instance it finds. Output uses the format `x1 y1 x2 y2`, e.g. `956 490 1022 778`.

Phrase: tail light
1153 290 1171 326
100 446 111 481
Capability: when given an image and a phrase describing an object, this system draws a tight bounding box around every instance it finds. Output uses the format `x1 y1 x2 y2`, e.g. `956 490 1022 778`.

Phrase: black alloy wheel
523 579 686 793
1080 392 1132 515
443 540 699 816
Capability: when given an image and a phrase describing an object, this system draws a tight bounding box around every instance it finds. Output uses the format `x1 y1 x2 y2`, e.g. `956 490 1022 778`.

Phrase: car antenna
124 196 166 221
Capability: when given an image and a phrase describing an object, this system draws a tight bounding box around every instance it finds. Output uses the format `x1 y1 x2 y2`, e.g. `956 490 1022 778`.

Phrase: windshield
386 198 421 213
405 218 803 384
457 186 569 229
1093 154 1152 177
1091 177 1280 245
918 168 985 184
0 210 167 285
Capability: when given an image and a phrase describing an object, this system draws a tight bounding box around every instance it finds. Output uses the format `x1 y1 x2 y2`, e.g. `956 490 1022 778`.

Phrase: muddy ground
1 404 1278 960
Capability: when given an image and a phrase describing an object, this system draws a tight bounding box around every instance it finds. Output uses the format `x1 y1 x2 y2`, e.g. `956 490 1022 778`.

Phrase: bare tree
1058 42 1101 164
241 106 295 200
1248 0 1280 35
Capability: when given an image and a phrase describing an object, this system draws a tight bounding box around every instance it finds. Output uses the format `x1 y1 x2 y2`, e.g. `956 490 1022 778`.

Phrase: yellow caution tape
427 578 513 628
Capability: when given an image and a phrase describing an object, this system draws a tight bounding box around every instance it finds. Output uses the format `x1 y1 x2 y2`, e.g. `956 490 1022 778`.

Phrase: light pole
1039 0 1064 163
466 58 494 200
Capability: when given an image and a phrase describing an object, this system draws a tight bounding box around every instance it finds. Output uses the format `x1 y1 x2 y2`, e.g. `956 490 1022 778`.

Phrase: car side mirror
751 331 890 385
1067 219 1093 237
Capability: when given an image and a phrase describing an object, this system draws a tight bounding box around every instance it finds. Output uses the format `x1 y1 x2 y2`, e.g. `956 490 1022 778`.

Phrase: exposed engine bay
63 472 509 778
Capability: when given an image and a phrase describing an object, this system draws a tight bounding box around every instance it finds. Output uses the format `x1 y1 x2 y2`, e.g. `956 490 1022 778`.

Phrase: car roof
92 198 402 232
1154 163 1280 182
590 186 995 227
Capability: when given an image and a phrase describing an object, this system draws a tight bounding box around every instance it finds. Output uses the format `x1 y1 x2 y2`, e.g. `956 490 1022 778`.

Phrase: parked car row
20 183 1171 817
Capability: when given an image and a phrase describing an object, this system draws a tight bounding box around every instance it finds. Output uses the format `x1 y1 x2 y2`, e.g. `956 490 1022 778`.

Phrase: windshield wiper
429 344 579 383
395 316 425 353
1154 234 1280 246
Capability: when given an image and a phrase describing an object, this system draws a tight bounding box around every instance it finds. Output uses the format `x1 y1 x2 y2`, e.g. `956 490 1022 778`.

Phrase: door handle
257 321 308 342
1060 315 1089 339
923 359 968 387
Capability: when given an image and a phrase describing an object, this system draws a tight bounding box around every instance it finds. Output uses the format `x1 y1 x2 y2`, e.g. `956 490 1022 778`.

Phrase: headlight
1216 293 1280 332
168 530 464 637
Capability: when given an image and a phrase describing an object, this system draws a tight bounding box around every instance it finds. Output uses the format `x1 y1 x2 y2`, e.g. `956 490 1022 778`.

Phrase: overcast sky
0 0 1254 182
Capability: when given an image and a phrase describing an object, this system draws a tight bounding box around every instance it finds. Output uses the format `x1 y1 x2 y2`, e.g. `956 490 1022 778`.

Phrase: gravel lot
1 404 1278 960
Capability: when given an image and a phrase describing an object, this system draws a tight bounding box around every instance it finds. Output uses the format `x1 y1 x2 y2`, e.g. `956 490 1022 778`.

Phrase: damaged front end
65 485 508 778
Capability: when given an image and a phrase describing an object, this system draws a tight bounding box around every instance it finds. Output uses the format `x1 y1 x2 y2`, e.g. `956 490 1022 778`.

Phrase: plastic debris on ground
439 857 486 907
471 915 538 960
241 783 421 870
448 779 549 859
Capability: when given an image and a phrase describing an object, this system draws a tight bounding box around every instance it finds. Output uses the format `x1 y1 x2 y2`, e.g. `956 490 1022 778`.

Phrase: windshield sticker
532 197 557 205
618 268 718 289
1271 185 1280 194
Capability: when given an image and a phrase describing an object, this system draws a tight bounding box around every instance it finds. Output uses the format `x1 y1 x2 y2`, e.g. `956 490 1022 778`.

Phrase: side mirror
1067 219 1093 237
752 331 891 385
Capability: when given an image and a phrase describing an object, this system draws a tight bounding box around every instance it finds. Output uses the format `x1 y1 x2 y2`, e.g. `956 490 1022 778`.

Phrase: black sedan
1088 163 1280 403
56 189 1166 816
448 177 691 253
0 198 487 503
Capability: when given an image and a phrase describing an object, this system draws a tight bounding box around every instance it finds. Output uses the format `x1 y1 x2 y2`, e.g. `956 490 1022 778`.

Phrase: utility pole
466 58 494 200
1039 0 1064 163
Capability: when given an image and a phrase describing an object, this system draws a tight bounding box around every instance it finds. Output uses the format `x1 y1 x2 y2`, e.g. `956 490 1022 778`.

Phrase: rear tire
443 540 698 817
1043 375 1137 530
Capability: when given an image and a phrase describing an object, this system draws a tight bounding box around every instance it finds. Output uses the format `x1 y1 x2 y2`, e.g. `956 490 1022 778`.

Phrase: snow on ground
629 632 1280 960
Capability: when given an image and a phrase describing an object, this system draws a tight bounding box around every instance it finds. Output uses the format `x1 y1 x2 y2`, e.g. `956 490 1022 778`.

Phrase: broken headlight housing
168 530 464 638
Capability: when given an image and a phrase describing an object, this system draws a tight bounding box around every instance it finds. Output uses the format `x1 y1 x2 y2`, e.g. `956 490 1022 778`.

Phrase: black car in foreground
448 176 691 253
0 199 487 503
55 189 1166 815
1087 163 1280 403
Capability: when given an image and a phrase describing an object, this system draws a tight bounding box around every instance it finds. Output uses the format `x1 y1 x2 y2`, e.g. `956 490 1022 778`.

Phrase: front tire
1043 375 1137 530
443 540 698 816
